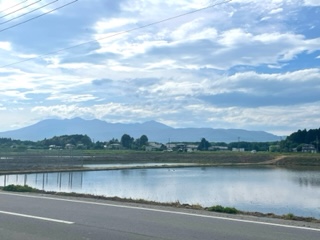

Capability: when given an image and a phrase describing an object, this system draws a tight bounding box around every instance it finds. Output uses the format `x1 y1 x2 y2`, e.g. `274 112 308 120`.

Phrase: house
232 148 245 152
176 143 187 152
49 145 62 150
107 143 121 150
76 143 86 149
146 142 163 151
65 144 75 149
301 144 316 153
166 143 177 149
209 146 229 151
269 145 280 152
186 144 198 152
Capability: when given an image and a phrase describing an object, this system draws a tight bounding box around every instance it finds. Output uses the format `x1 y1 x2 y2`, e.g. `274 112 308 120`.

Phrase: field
0 149 319 174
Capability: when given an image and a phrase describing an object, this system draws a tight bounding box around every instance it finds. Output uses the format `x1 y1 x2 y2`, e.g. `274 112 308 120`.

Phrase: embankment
0 151 319 174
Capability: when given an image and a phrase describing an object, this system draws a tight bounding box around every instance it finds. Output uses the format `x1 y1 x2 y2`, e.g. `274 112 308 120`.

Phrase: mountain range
0 118 281 143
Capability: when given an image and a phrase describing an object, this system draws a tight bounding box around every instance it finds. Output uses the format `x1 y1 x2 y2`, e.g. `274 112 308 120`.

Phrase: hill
0 118 280 143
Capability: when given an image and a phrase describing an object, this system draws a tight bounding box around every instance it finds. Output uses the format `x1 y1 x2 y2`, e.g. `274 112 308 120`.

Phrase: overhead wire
0 0 28 14
0 0 232 69
0 0 42 19
0 0 59 26
0 0 78 33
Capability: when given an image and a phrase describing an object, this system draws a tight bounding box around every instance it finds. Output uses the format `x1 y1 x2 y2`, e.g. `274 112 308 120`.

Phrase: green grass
207 205 239 214
2 184 38 192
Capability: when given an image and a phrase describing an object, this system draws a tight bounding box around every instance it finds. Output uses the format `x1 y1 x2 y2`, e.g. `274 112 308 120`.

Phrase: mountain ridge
0 118 280 143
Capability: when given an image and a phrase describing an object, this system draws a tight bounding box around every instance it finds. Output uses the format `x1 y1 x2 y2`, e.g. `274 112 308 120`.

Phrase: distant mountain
0 118 280 143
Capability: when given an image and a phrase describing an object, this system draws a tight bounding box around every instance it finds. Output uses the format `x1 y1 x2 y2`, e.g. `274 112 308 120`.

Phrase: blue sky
0 0 319 135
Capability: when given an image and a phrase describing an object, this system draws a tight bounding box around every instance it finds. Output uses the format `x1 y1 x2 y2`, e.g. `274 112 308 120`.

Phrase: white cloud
94 18 138 33
183 101 320 136
170 18 218 41
218 28 252 46
0 42 12 51
15 53 38 59
47 94 98 103
152 30 319 70
0 90 29 100
229 68 320 83
31 102 177 122
88 7 320 71
269 8 283 14
304 0 320 6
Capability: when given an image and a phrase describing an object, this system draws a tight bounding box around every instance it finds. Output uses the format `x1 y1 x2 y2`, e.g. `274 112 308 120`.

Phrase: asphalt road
0 191 319 240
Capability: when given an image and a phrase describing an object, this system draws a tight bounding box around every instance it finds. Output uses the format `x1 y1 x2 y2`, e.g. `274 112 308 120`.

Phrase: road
0 191 319 240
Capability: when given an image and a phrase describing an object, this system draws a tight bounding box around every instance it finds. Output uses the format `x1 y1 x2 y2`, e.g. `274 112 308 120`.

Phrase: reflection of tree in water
121 169 130 176
139 169 147 177
296 177 320 187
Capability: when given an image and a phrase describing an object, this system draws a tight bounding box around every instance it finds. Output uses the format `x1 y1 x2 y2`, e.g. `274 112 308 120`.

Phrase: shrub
283 213 296 220
2 184 37 192
207 205 239 214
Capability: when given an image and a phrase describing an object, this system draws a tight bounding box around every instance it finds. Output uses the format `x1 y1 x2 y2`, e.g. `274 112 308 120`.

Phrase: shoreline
1 152 320 175
0 163 268 175
1 161 320 175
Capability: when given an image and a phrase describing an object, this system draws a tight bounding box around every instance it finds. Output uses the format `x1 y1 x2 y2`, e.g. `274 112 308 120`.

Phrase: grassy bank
80 151 276 165
275 154 320 166
0 151 319 174
76 151 320 166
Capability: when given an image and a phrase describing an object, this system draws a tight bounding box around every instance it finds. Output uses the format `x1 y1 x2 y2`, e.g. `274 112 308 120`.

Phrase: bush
207 205 239 214
283 213 296 220
2 184 37 192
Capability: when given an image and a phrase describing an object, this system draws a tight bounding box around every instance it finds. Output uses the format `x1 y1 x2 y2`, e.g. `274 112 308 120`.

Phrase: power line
0 0 78 34
0 0 231 69
0 0 42 19
0 0 59 26
0 0 28 14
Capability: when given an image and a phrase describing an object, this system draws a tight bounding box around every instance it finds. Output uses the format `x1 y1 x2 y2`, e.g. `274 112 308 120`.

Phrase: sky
0 0 319 136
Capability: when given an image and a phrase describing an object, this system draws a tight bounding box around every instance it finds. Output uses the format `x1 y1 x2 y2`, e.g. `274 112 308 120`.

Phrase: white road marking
0 210 74 224
0 191 319 232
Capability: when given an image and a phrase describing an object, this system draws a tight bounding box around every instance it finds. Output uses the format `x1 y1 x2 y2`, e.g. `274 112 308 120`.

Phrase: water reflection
1 166 319 218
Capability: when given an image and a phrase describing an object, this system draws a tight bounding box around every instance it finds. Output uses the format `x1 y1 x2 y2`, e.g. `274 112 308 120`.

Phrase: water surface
1 166 319 218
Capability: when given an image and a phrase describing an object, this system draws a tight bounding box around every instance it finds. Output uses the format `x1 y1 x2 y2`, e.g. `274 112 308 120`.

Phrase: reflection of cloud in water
1 167 319 218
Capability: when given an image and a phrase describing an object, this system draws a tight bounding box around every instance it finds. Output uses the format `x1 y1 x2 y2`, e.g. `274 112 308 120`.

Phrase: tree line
280 128 320 152
0 134 149 151
0 127 319 152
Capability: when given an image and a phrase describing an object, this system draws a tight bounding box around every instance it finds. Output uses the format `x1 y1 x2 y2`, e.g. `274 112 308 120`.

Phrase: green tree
198 138 211 151
281 127 320 151
93 141 105 149
108 138 119 144
139 135 148 147
121 134 133 149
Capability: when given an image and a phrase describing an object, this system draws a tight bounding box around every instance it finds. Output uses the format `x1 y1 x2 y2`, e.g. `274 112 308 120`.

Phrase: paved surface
0 191 319 240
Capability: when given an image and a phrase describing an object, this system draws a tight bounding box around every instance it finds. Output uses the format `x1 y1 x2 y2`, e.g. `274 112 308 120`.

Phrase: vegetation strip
1 127 319 153
1 185 319 223
1 151 319 175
